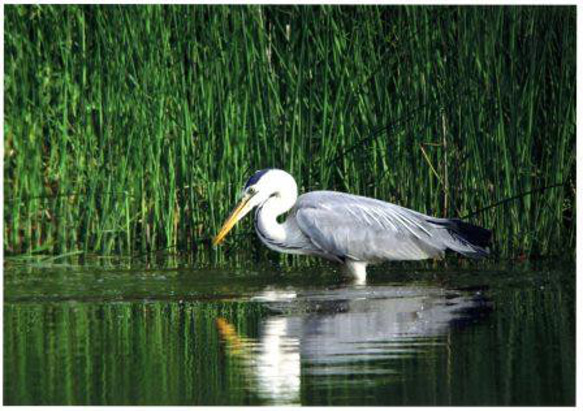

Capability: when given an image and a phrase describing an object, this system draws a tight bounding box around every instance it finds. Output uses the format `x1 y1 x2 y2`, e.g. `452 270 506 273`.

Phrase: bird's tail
428 218 492 258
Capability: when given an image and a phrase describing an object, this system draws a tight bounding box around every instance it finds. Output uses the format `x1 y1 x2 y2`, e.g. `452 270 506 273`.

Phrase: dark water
4 258 575 405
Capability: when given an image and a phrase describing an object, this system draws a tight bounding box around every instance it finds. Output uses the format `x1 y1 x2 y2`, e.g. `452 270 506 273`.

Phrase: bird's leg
343 260 368 285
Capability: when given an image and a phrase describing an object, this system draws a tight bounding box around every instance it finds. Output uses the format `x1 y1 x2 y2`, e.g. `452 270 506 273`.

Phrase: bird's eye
248 187 257 195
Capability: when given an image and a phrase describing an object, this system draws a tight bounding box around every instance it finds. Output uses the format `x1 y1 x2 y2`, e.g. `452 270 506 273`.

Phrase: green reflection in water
299 278 574 406
4 301 269 405
3 261 575 406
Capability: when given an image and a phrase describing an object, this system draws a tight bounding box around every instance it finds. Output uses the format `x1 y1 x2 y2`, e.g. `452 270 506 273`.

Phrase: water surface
4 259 575 405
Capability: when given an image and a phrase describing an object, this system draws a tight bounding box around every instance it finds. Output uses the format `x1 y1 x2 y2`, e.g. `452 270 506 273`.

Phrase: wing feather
293 191 445 262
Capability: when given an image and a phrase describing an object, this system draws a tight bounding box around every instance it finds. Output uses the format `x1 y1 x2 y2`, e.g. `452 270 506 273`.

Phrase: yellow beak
213 195 253 246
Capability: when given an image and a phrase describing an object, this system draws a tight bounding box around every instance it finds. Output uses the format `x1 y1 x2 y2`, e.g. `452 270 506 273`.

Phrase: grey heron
213 169 491 281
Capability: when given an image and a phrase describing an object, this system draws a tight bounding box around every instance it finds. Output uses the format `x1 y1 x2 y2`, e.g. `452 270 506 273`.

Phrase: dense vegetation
4 5 576 261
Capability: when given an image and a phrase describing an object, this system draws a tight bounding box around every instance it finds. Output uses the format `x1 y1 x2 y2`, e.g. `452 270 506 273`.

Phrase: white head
213 169 297 245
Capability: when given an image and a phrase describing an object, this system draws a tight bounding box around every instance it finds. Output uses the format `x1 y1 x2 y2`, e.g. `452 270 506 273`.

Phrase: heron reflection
216 283 490 404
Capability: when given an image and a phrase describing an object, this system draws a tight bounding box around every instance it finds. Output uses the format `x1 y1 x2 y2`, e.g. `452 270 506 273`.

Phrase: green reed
4 5 576 260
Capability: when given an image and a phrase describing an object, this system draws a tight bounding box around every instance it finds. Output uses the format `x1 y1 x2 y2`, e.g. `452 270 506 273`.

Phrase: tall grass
4 5 576 261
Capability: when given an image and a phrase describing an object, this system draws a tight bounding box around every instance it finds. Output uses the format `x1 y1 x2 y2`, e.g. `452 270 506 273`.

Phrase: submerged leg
343 260 368 285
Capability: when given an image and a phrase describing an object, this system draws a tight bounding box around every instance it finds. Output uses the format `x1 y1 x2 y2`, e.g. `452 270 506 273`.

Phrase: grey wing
293 191 487 263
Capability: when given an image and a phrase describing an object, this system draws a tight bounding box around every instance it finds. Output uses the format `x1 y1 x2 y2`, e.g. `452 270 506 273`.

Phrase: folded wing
293 191 490 263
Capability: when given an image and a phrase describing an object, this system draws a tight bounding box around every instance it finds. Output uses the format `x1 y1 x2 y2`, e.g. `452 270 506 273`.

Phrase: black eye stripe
244 168 273 189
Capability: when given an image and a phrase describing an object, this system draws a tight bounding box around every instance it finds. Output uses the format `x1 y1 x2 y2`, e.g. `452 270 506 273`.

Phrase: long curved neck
255 188 297 247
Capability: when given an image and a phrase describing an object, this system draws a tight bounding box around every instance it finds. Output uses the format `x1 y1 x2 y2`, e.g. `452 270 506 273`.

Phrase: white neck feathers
254 174 298 248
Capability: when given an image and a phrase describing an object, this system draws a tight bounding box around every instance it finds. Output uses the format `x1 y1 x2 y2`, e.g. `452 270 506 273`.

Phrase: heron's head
213 168 297 245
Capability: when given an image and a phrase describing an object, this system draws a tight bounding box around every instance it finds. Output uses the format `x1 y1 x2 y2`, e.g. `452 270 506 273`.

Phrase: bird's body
214 169 491 282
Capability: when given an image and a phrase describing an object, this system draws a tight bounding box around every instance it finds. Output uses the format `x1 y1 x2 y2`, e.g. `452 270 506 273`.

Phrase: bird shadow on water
216 273 492 405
